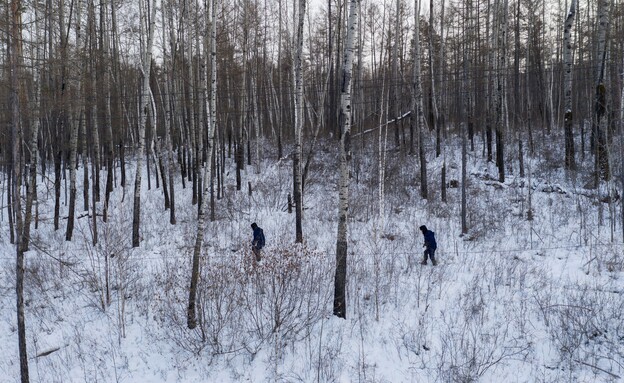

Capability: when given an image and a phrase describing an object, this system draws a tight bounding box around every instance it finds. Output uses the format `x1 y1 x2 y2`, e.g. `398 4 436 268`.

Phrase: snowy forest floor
1 137 624 383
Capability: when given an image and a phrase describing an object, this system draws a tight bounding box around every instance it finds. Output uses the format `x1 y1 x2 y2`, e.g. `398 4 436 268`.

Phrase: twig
573 359 621 380
352 111 412 137
36 346 61 358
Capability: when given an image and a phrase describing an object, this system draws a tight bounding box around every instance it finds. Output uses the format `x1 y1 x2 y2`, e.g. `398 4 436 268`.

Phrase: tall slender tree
563 0 577 171
391 0 401 149
66 0 85 241
494 0 508 183
9 0 30 380
88 0 100 245
593 0 611 183
101 0 115 222
410 0 427 199
188 0 217 329
162 0 177 225
293 0 306 243
333 0 359 319
132 0 157 247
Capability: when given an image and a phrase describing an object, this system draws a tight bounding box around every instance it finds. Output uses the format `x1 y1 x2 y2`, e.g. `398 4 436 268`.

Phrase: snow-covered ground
1 138 623 382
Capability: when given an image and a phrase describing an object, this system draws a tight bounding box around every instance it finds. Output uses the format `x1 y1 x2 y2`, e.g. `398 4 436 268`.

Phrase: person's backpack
258 229 265 249
425 230 437 249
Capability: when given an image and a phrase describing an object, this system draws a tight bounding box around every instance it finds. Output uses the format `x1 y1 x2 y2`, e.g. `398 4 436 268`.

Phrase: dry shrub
153 239 332 362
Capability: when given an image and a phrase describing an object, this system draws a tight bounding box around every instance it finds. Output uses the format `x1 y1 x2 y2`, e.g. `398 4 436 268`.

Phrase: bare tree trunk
188 0 217 329
392 0 400 149
132 0 156 247
593 0 611 184
23 14 42 253
8 168 15 244
91 21 101 206
82 99 90 212
164 80 177 223
460 10 469 235
91 161 98 245
620 70 624 242
563 0 576 171
88 0 99 245
53 0 69 232
101 0 115 222
438 0 446 145
334 0 359 320
9 0 30 379
494 0 508 183
67 0 85 241
162 0 177 224
429 0 440 157
441 159 447 202
411 0 427 199
293 0 306 243
194 10 204 214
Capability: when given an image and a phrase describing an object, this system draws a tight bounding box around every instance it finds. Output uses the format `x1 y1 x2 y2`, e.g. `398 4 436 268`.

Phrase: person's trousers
252 247 262 262
423 248 436 262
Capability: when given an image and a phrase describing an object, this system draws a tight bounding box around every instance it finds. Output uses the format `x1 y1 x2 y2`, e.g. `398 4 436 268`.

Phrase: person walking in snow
419 225 437 266
251 222 265 262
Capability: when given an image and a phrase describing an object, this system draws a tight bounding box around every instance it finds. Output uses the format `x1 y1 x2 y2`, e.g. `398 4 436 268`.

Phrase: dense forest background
2 0 624 382
2 0 623 228
2 0 623 212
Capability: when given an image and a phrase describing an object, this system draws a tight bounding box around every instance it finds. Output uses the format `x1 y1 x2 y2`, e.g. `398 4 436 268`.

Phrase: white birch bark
333 0 359 319
392 0 400 148
410 0 427 199
81 94 90 212
194 15 204 212
66 0 84 241
25 0 44 250
563 0 576 170
101 0 115 222
88 0 100 244
162 0 177 225
293 0 306 243
90 4 101 204
188 0 217 329
620 66 624 241
132 0 156 247
494 0 508 183
378 82 388 233
593 0 610 182
9 0 30 379
460 3 469 234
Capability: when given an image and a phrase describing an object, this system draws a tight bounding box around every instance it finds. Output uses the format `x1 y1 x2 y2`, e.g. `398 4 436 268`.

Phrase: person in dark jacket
419 225 437 265
251 222 265 262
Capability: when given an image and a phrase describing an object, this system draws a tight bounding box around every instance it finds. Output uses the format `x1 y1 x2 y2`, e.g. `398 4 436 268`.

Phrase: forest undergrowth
1 138 623 382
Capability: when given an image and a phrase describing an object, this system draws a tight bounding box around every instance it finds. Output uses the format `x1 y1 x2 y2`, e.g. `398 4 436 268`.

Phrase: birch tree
293 0 306 243
88 0 100 244
66 0 85 241
8 0 30 379
88 0 101 207
24 0 44 252
428 0 440 157
494 0 508 183
188 0 217 329
593 0 610 183
333 0 359 320
132 0 157 247
162 0 177 225
392 0 401 149
620 68 624 242
410 0 427 199
53 0 70 232
563 0 577 171
100 0 115 222
460 8 469 235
